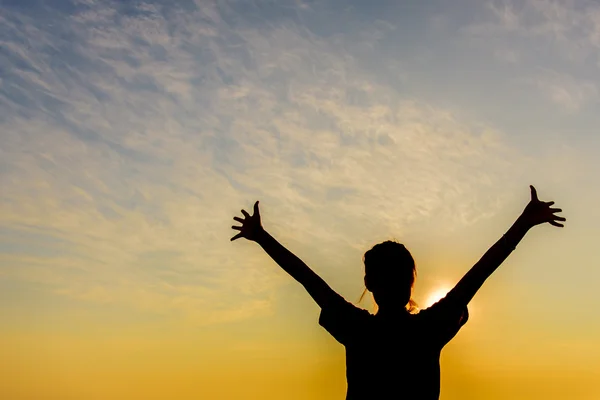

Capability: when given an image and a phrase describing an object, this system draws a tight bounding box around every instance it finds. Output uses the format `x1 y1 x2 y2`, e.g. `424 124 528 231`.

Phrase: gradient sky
1 0 600 399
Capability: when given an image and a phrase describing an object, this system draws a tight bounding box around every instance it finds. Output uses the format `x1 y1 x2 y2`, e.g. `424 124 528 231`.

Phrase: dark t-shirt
319 293 468 400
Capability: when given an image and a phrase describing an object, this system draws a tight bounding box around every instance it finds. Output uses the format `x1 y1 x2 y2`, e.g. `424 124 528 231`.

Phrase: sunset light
424 286 452 308
2 0 599 399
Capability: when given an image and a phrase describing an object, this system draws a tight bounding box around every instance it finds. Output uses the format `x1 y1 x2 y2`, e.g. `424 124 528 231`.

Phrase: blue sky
3 1 600 399
1 0 599 349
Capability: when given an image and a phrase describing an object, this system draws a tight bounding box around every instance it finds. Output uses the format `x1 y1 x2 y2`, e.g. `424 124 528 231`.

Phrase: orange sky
2 0 600 399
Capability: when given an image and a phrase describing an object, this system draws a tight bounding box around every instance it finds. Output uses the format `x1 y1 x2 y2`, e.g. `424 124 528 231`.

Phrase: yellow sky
2 0 600 399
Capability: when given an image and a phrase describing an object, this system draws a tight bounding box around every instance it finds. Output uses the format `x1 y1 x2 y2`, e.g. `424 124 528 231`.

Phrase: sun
424 286 452 308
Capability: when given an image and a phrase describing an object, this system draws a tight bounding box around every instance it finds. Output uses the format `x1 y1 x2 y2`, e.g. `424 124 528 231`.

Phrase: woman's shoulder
318 299 374 345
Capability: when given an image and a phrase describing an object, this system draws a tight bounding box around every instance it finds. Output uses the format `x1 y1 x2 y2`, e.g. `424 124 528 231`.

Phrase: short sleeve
419 294 469 348
319 295 370 346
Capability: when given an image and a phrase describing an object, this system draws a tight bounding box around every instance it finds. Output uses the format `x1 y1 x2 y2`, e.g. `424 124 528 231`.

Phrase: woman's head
362 240 417 312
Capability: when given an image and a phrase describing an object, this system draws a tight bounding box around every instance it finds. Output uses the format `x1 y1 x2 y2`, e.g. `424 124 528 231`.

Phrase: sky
1 0 599 399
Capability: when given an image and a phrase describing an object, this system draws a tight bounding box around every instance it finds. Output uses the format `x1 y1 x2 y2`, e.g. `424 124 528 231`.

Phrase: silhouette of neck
376 304 411 319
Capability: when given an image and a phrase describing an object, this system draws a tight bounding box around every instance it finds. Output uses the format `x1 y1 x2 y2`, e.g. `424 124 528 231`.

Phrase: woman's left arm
446 185 566 307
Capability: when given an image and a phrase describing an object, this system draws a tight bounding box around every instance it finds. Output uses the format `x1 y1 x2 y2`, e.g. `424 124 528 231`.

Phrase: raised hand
231 201 265 242
521 185 566 228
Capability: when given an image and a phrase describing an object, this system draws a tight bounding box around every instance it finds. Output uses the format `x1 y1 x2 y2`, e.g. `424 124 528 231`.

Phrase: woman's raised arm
446 185 566 306
231 201 342 309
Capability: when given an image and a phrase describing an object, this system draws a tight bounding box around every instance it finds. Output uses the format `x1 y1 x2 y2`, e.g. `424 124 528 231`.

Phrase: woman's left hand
520 185 566 228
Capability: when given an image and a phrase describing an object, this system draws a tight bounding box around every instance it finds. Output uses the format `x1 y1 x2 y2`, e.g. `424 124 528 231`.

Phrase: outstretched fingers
231 201 262 242
231 232 243 241
231 215 246 241
548 202 566 226
549 209 566 227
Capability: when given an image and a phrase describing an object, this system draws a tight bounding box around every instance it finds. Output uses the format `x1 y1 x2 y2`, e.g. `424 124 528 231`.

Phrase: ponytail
407 298 419 313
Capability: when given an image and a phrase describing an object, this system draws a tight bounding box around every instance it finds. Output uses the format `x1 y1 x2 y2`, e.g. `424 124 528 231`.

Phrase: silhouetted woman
230 185 565 399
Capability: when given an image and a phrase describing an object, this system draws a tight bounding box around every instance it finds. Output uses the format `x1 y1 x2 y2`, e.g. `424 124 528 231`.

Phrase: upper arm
254 230 342 310
420 295 469 348
301 270 346 310
444 260 491 307
447 220 528 306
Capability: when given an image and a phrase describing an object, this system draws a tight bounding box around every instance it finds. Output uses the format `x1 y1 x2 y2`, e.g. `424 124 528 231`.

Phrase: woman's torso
344 312 443 400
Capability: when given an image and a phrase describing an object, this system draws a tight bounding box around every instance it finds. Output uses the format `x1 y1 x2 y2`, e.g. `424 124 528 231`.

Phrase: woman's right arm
231 201 342 309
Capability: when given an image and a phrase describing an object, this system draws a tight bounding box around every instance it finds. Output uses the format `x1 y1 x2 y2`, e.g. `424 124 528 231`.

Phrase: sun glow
424 286 452 308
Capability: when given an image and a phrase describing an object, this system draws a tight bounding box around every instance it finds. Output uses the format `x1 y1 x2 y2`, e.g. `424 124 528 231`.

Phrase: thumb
253 201 260 217
529 185 538 202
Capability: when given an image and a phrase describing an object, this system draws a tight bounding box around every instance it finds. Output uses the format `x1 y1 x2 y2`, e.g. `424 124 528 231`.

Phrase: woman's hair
359 240 419 313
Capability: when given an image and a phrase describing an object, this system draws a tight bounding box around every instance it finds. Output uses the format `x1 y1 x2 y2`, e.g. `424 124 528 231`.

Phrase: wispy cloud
463 0 600 112
1 0 527 325
523 69 598 112
493 48 520 63
466 0 600 47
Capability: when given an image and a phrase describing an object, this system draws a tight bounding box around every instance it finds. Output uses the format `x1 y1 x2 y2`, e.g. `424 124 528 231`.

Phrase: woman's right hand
231 201 265 242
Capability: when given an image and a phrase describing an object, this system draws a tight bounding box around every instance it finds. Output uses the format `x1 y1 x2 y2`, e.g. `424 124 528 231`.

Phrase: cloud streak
1 0 529 325
463 0 600 112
